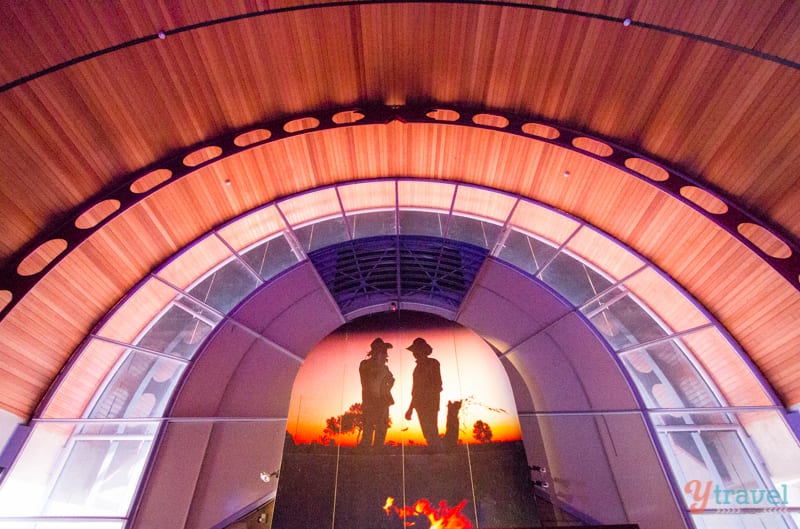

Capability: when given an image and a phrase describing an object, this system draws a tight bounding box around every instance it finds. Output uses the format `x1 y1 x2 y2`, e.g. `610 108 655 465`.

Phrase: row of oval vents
4 107 794 313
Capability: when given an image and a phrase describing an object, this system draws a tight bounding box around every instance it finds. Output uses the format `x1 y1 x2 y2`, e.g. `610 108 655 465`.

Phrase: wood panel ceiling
1 1 799 418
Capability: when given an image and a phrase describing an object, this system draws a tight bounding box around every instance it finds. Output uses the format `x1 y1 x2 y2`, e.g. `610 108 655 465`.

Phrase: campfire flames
383 496 473 529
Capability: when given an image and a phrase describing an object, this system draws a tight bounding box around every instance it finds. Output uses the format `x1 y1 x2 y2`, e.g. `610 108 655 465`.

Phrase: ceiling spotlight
224 179 232 186
260 470 279 483
623 18 632 27
157 31 167 40
563 171 570 178
390 301 398 312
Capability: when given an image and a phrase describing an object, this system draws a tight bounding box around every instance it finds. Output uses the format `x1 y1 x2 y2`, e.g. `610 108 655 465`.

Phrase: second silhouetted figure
404 337 442 449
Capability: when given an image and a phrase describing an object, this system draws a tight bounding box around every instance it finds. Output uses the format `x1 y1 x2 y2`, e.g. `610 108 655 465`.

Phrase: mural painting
273 312 540 529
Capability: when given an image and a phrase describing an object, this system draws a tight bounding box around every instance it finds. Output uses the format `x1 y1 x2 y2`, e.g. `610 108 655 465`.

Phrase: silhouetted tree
321 403 366 444
472 420 493 443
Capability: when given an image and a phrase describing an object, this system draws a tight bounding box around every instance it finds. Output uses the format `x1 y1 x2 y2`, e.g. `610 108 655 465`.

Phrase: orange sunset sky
286 316 522 446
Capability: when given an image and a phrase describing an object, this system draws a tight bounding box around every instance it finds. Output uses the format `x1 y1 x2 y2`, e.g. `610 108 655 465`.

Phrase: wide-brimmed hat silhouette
406 337 432 356
368 337 393 356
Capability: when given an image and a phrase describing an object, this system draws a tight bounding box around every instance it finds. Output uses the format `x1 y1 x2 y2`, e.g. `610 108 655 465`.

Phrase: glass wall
0 180 796 528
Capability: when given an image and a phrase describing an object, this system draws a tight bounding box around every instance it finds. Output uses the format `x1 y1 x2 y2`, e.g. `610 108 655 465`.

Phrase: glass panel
509 200 579 245
655 410 800 516
496 229 557 276
565 226 643 280
293 216 348 252
157 235 233 290
446 215 502 249
699 429 765 486
540 251 614 306
338 181 396 211
279 188 342 226
398 180 455 210
0 421 157 518
452 185 516 223
661 429 765 509
692 512 796 529
0 521 125 529
241 234 298 281
583 291 668 350
86 350 186 419
186 257 260 313
399 211 446 237
682 328 772 407
581 286 623 316
624 267 708 332
216 205 285 252
650 411 733 428
95 278 180 344
348 210 396 238
134 296 221 359
620 339 720 410
734 410 800 508
42 340 126 419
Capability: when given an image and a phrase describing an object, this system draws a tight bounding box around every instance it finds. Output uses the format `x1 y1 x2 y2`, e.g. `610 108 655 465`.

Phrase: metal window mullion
334 185 353 240
274 203 308 262
488 196 520 257
579 264 648 310
535 223 583 282
582 288 630 320
735 422 782 492
90 335 191 364
150 274 226 322
72 433 154 441
691 430 728 487
84 437 124 508
655 424 740 433
616 324 716 355
211 230 267 287
441 183 458 238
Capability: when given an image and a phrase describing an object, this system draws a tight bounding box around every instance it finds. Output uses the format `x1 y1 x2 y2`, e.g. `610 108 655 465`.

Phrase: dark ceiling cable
2 0 798 94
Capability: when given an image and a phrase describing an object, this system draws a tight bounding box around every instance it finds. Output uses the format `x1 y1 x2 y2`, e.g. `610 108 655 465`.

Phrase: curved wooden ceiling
1 1 799 418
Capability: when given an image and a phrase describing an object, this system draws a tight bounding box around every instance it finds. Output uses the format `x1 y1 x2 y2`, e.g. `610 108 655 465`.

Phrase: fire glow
383 496 473 528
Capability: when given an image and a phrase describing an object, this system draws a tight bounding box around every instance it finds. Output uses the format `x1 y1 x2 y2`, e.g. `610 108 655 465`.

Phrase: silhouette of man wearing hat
404 337 442 449
359 338 395 447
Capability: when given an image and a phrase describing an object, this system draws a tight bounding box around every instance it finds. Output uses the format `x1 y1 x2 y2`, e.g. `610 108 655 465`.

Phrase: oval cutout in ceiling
332 110 366 124
624 158 669 182
75 199 121 229
183 146 223 167
234 129 272 147
17 239 68 276
283 117 320 133
131 169 172 194
572 137 613 157
738 223 791 259
680 186 728 215
521 122 560 140
426 109 460 122
472 113 509 128
0 290 11 312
